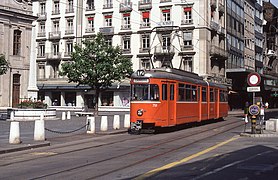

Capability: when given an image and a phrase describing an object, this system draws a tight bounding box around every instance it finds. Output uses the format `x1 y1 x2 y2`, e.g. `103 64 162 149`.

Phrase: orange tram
129 68 229 134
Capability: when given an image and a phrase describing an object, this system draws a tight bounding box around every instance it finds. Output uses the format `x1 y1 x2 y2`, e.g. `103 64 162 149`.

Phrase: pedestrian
259 102 265 128
244 101 249 123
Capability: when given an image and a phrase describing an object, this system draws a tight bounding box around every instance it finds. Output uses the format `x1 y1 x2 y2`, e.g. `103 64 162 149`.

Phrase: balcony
160 0 171 2
122 48 131 54
121 24 131 30
181 45 194 51
138 0 152 10
119 2 132 12
46 52 62 60
210 20 219 32
37 53 46 59
37 32 46 37
52 10 60 15
86 5 95 11
49 31 61 40
154 45 175 54
65 29 74 35
210 45 228 58
140 22 151 28
85 27 95 33
64 51 72 57
103 3 113 9
181 19 193 25
159 21 174 26
99 27 114 35
66 7 74 13
139 47 150 53
218 26 226 36
37 12 47 20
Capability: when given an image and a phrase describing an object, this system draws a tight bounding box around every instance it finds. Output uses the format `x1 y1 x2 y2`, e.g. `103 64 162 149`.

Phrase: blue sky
270 0 278 8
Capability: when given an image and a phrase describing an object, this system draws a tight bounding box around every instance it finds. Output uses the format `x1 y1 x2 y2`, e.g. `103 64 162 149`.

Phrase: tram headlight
137 109 143 116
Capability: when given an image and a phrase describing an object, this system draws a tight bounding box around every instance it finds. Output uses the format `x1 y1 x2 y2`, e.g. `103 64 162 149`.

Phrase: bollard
124 114 130 128
34 119 45 141
67 111 71 120
40 113 44 121
86 116 95 134
10 111 15 121
100 116 108 131
9 121 21 144
62 112 66 120
113 115 120 130
251 115 257 134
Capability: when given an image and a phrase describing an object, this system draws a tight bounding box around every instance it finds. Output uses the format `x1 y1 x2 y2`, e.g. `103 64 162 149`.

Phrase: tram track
20 118 245 179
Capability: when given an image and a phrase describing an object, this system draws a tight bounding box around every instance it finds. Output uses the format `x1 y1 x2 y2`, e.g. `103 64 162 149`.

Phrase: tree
60 33 133 114
0 54 8 75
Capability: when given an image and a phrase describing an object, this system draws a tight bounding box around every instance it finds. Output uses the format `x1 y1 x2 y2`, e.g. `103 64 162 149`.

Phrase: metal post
253 92 255 105
251 115 256 134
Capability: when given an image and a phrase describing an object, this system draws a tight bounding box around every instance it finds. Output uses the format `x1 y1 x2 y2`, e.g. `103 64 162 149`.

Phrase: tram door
161 83 175 126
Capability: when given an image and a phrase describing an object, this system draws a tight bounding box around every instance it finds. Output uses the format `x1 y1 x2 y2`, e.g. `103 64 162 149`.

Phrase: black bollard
251 115 257 134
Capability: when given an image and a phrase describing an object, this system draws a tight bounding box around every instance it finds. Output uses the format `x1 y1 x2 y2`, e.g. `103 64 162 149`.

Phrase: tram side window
192 85 197 101
210 88 214 102
202 87 207 102
170 84 175 100
131 84 159 101
185 84 191 101
162 84 167 100
178 84 185 101
220 90 228 102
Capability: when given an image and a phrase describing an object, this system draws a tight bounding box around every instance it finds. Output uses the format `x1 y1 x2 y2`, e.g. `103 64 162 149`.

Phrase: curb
96 129 128 135
0 141 51 154
240 132 278 138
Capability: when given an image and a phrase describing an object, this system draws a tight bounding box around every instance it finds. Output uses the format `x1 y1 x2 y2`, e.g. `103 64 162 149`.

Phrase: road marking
134 136 239 180
30 152 57 156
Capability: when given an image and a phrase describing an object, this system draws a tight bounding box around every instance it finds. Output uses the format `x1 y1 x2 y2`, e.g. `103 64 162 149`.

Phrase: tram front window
131 84 159 101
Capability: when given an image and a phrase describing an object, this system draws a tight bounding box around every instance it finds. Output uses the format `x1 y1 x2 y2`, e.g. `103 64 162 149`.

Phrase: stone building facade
0 0 36 107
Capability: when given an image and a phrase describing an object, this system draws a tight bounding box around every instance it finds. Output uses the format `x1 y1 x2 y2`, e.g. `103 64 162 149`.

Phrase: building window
122 13 130 29
53 43 59 55
105 36 112 46
122 35 131 52
104 15 112 26
66 19 74 34
38 43 45 57
40 22 45 33
104 0 113 8
182 7 192 24
86 0 94 10
141 11 150 28
37 63 45 79
141 34 150 50
66 41 73 56
101 91 114 106
162 9 171 21
181 57 193 72
53 1 60 14
183 31 193 46
67 0 74 13
13 30 21 56
40 2 46 14
140 58 151 70
86 17 94 32
53 21 59 32
162 34 171 49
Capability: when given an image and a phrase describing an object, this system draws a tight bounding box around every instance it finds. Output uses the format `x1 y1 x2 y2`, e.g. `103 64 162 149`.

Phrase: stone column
27 22 38 100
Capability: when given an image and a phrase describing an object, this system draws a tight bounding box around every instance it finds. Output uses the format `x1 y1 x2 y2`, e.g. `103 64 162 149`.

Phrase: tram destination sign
247 86 260 92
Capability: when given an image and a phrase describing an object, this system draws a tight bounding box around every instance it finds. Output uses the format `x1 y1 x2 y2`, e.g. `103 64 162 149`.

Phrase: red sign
247 72 261 86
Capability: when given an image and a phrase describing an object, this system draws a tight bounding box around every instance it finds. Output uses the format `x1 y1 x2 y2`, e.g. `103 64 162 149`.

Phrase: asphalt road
0 111 278 180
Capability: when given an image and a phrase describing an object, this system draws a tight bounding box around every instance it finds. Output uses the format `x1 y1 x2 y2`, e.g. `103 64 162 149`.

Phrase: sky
270 0 278 8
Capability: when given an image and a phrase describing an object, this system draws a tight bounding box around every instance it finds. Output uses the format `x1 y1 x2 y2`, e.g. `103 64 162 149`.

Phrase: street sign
247 86 261 92
247 72 261 86
249 104 260 116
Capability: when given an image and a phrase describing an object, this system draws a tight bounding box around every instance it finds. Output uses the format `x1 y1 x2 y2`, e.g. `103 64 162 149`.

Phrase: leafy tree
0 54 8 75
60 33 133 114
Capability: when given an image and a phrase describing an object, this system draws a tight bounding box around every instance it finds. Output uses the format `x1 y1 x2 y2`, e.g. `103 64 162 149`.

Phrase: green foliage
0 54 8 75
60 33 133 89
17 100 47 109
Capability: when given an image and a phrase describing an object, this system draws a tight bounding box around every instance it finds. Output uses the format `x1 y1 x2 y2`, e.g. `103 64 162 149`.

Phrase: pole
253 92 255 105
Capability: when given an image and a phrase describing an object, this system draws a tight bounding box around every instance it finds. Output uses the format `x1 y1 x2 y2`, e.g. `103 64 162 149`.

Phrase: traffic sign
247 86 261 92
247 72 261 86
249 105 260 116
